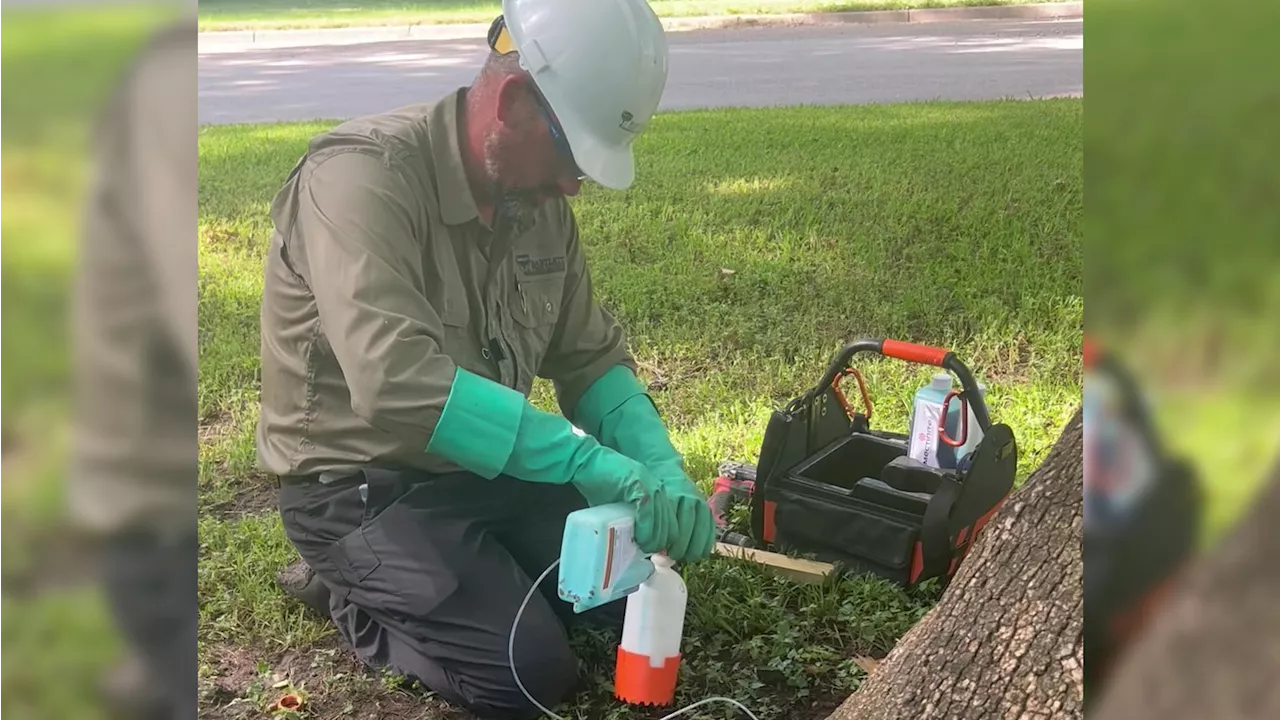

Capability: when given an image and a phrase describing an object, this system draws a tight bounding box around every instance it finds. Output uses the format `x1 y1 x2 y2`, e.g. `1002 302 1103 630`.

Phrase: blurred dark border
1085 0 1280 712
3 3 194 719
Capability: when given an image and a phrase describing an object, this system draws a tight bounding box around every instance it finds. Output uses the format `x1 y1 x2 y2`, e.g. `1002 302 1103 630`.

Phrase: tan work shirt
70 17 197 539
256 89 634 479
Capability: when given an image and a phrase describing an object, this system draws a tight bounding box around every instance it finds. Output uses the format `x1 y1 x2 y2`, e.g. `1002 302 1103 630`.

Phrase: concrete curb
199 2 1082 53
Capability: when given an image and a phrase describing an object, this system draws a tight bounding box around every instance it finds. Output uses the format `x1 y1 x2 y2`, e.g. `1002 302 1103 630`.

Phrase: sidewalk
198 1 1082 53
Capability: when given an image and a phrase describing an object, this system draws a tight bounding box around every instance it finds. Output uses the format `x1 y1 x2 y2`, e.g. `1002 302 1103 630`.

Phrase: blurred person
255 0 714 717
68 11 197 720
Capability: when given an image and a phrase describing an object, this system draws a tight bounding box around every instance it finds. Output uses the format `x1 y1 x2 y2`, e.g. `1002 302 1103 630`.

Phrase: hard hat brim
584 146 635 191
571 132 636 191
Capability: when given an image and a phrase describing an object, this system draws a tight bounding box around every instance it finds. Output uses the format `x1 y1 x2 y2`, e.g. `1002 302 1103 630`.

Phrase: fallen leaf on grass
852 656 880 674
270 691 304 714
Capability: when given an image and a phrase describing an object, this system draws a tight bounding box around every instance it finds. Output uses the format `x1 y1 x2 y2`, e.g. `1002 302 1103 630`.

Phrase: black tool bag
749 338 1019 588
1081 338 1201 698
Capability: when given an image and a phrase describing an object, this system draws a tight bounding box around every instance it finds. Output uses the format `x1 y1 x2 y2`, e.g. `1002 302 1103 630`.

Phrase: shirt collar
430 88 481 226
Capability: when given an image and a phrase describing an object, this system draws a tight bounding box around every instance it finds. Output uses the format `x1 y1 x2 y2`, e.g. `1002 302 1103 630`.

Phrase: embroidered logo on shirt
516 253 567 276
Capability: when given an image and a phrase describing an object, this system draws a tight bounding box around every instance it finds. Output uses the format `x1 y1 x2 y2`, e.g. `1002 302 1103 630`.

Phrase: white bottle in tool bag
908 374 965 469
955 383 988 470
614 554 687 706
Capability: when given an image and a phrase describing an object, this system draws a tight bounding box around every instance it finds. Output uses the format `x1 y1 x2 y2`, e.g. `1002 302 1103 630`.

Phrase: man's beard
479 132 539 239
483 130 560 212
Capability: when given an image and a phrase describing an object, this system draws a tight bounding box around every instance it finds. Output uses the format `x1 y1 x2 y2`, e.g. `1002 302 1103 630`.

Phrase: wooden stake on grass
713 542 835 585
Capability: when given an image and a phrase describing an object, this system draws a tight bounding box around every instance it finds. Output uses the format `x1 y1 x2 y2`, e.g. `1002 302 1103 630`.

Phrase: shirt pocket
438 296 476 362
440 296 469 328
510 275 563 329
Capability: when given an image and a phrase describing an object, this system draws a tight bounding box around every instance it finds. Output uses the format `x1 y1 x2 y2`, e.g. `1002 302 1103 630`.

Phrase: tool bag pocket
771 479 921 584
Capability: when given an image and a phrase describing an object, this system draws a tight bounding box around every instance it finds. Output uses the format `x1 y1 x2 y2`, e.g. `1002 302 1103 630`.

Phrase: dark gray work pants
100 530 198 719
278 467 621 720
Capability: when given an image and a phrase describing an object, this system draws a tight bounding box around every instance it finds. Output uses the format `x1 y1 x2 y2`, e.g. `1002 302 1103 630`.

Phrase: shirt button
482 348 492 360
545 302 554 312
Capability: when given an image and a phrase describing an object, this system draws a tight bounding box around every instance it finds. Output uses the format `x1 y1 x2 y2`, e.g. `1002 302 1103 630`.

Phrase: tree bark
1088 462 1280 720
827 407 1084 720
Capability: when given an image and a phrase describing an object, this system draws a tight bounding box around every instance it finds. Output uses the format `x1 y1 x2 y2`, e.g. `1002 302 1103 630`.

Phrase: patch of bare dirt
199 411 238 445
199 634 857 720
199 410 281 521
201 225 246 251
200 471 278 521
200 638 475 720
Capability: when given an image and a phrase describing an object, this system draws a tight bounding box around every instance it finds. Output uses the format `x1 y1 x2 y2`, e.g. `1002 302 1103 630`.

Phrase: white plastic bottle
907 374 955 468
614 554 687 706
955 382 988 469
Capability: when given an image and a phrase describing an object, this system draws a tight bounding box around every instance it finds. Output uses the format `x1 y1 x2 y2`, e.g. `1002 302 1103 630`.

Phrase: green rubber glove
573 365 716 563
425 367 675 554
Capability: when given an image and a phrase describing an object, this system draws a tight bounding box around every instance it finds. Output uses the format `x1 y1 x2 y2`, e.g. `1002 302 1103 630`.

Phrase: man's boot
276 557 331 616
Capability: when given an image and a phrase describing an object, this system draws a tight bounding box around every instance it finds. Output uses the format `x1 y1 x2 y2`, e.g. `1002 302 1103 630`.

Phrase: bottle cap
930 373 952 390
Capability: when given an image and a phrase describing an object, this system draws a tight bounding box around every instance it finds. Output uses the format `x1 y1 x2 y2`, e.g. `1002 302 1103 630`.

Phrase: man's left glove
573 365 716 563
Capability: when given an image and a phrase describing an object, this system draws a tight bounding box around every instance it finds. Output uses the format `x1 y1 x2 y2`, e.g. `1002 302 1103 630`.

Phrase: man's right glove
571 365 716 564
425 367 676 554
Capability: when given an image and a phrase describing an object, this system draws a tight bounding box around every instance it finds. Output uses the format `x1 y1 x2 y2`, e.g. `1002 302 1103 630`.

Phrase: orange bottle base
614 647 681 706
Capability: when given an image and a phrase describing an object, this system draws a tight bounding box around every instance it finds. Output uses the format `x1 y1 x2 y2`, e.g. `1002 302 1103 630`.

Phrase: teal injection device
558 503 656 613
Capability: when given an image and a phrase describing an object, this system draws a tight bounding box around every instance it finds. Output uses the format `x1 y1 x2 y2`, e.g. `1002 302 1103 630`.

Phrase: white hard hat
494 0 669 190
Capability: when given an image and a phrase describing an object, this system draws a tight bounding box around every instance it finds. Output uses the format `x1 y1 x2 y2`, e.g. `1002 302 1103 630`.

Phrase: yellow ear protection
485 14 586 181
488 15 517 55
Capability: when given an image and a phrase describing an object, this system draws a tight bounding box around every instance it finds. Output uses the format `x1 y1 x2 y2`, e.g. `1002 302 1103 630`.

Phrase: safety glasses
488 15 585 181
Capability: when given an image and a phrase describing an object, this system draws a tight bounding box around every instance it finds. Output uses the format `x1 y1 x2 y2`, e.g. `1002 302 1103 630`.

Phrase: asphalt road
198 18 1082 125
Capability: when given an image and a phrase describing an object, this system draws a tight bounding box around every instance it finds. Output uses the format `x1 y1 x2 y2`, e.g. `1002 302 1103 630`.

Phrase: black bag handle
787 338 993 434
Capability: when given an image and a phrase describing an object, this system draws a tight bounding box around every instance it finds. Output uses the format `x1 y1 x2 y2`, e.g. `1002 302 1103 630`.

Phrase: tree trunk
1088 462 1280 720
827 407 1084 720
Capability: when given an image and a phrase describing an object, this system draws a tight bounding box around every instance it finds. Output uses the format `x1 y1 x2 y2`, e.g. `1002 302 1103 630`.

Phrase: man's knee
501 636 578 719
448 633 577 720
371 605 578 720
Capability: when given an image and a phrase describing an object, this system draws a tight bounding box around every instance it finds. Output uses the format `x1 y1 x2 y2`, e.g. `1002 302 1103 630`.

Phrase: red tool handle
881 339 950 367
794 338 992 433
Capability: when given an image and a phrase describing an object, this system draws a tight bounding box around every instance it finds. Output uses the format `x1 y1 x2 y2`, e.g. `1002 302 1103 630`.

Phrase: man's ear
494 74 528 127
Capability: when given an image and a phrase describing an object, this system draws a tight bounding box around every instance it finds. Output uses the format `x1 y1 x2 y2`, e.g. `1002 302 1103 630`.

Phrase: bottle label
909 399 944 468
603 519 638 592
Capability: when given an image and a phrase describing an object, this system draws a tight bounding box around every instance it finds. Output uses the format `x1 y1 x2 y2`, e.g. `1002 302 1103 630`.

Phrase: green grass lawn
196 97 1082 718
197 0 1057 31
